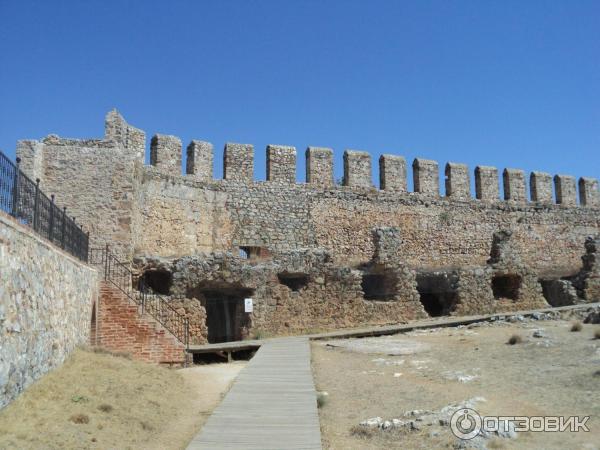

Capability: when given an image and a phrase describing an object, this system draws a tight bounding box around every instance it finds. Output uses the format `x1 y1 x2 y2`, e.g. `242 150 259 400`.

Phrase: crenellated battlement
145 133 598 208
142 128 599 208
16 111 600 211
12 110 600 265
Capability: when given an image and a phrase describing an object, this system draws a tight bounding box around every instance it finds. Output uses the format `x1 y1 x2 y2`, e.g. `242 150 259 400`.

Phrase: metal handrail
0 150 89 261
89 246 189 348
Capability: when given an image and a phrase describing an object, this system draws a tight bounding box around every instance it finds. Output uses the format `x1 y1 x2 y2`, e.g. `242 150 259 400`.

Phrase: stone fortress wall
0 212 98 408
15 111 600 341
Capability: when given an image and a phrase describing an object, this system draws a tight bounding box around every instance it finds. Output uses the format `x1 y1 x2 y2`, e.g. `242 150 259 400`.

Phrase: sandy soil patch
0 348 245 450
312 319 600 450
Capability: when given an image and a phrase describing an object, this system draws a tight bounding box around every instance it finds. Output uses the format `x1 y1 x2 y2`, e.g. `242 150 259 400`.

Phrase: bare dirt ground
312 317 600 450
0 348 245 450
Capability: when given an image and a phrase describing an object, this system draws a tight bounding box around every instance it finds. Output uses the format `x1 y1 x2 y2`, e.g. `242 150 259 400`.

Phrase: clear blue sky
1 0 598 191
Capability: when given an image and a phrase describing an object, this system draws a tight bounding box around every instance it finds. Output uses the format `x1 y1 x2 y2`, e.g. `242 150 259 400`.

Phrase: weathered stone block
343 150 372 188
306 147 333 186
16 140 44 183
150 134 182 176
186 140 213 182
530 171 553 203
554 174 577 206
503 168 527 203
413 158 439 197
267 145 296 183
372 227 402 264
579 177 599 207
445 162 470 199
488 230 521 267
224 143 254 182
105 110 145 160
475 166 499 201
379 155 407 192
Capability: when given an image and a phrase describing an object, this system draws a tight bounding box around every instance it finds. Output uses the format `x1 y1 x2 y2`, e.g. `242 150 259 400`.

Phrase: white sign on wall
244 298 253 313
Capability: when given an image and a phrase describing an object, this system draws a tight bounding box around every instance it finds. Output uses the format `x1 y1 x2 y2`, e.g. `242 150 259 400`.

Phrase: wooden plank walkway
187 337 322 450
187 301 600 354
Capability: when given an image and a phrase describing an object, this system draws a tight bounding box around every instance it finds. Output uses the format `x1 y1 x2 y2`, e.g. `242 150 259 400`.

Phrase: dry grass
97 403 113 413
69 413 89 424
0 348 227 450
349 425 376 439
507 334 523 345
251 329 272 340
571 321 583 332
86 345 132 359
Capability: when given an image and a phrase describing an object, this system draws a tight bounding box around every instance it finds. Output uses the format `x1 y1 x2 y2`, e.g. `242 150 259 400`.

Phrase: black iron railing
0 150 89 262
89 246 190 348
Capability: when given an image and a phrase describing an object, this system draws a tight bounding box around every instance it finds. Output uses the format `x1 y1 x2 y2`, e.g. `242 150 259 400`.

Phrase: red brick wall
96 282 186 364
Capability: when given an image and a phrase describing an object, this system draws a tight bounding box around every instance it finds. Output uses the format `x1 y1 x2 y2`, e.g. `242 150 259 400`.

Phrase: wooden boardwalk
187 337 322 450
187 301 600 355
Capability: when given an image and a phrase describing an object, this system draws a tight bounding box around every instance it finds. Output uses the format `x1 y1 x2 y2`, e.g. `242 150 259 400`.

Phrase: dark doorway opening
192 348 257 364
190 283 254 344
141 269 172 295
492 274 521 300
416 272 459 317
361 269 398 301
278 272 309 292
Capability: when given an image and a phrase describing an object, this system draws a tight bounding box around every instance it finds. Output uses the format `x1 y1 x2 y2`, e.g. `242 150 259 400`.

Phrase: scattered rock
507 315 526 323
532 329 546 338
359 417 383 428
326 337 429 355
584 309 600 324
371 357 404 366
442 370 479 383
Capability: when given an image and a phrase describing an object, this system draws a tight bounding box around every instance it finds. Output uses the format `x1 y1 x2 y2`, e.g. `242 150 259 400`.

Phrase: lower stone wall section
0 212 98 409
96 282 186 364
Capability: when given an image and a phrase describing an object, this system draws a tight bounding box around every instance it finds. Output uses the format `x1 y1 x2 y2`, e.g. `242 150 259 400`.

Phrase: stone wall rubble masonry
10 111 600 341
555 174 578 206
186 140 213 182
18 112 599 270
133 155 599 273
15 139 44 183
475 165 500 201
579 177 600 207
379 155 407 192
530 171 553 204
413 158 439 197
150 134 182 176
574 236 600 301
224 143 253 182
16 110 144 259
503 168 527 203
267 145 296 183
134 243 427 339
372 226 403 265
445 162 470 200
343 150 372 188
306 147 334 186
0 211 98 409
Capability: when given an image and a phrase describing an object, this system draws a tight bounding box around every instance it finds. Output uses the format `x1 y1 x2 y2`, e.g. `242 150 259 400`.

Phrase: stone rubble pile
358 396 519 450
